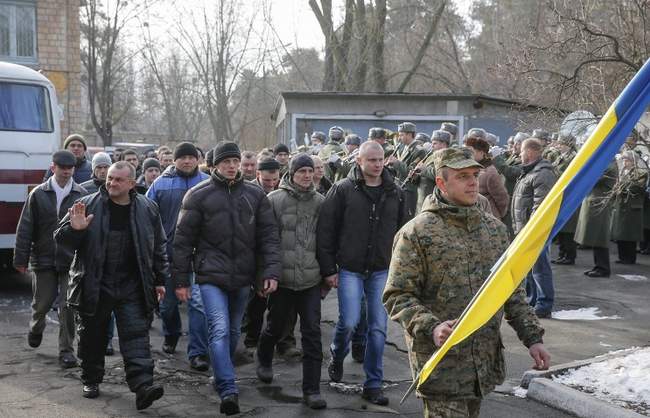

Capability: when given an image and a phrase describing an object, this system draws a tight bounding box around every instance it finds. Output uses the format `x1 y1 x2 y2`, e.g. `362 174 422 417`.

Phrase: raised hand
69 202 94 230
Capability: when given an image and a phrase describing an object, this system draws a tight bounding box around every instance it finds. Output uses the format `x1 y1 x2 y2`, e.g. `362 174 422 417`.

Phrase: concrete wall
36 0 82 141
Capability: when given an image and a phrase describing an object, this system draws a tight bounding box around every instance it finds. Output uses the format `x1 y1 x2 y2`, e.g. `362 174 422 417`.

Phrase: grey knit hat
92 152 112 170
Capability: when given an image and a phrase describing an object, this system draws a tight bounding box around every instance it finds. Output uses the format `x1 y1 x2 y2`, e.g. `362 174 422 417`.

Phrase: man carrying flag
383 147 550 418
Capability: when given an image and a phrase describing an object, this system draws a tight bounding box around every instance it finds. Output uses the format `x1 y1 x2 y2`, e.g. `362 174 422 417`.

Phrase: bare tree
81 0 151 145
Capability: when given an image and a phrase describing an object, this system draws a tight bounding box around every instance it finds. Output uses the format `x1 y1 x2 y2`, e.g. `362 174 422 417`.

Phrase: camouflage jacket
383 189 544 401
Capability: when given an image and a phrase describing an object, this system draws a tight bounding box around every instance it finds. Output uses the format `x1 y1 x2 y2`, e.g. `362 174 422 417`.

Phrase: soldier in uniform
273 144 291 177
383 147 549 418
551 134 579 265
610 150 648 264
440 122 458 145
575 162 618 277
310 131 327 155
414 130 452 213
390 122 427 218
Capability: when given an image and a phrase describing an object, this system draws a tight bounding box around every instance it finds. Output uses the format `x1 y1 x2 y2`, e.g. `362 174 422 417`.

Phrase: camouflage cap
431 130 452 144
398 122 416 133
414 132 431 143
368 127 386 139
433 147 483 172
440 122 458 137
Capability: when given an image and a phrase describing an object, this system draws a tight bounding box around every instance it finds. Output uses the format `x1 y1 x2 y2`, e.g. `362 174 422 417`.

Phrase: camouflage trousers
422 398 481 418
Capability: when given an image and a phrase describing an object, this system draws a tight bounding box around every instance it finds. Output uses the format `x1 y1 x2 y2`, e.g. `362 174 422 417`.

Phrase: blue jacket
146 166 209 257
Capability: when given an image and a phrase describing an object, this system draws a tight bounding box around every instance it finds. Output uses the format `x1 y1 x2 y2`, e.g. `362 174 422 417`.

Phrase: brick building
0 0 82 139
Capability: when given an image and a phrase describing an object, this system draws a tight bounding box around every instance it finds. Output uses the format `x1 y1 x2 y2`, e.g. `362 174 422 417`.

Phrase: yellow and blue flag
403 58 650 402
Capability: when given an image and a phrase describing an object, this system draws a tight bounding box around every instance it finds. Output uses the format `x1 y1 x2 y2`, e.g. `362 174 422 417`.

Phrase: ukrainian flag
403 59 650 401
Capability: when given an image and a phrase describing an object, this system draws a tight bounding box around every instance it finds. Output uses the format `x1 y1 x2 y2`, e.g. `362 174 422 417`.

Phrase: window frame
0 0 37 64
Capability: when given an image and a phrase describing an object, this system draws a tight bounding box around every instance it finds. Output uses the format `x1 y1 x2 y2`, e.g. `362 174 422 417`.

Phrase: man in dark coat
14 150 86 368
317 141 408 406
173 141 281 415
54 161 168 410
44 134 93 183
81 152 112 194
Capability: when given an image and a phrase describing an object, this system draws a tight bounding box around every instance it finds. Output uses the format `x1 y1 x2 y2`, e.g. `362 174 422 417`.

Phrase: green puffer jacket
383 189 544 401
267 176 325 291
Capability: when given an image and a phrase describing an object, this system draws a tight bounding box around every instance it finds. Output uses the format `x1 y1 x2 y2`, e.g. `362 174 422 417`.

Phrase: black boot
220 394 240 415
135 384 164 410
82 384 100 399
162 335 179 354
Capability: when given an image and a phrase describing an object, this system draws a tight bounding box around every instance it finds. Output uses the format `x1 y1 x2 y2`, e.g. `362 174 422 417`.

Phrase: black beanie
205 148 215 167
174 142 199 160
143 157 161 172
289 153 314 176
273 143 290 155
212 141 241 165
258 157 281 171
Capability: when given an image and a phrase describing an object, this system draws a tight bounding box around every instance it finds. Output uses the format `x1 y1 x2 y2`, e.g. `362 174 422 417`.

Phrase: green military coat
574 162 617 247
610 169 648 242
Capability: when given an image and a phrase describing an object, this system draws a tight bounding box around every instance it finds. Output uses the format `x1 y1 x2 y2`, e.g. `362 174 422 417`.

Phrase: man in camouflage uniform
383 147 550 418
319 126 346 181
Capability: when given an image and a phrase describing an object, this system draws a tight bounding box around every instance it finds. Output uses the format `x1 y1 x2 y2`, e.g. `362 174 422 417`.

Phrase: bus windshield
0 82 53 132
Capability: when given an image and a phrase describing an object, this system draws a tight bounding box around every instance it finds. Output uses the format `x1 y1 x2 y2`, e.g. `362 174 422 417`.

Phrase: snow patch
551 307 620 321
553 347 650 415
617 274 648 282
512 386 527 398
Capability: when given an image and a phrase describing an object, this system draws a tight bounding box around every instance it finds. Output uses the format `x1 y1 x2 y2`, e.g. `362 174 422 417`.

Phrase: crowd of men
12 122 649 416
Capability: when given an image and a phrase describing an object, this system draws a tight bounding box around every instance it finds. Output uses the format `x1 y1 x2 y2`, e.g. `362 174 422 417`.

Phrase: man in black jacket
173 141 281 415
14 150 86 368
80 152 112 194
317 141 407 406
54 161 168 411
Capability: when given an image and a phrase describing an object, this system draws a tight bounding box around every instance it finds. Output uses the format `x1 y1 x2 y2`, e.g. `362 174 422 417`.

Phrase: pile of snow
512 386 528 398
551 307 620 321
617 274 648 282
553 347 650 415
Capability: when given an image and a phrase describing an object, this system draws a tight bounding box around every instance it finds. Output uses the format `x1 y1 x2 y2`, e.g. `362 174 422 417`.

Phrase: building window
0 1 36 63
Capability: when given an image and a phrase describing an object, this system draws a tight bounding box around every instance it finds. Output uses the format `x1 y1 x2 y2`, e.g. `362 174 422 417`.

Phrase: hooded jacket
316 166 407 276
172 171 281 290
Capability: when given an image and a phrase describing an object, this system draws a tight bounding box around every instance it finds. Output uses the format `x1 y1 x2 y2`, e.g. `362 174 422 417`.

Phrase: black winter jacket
13 179 87 271
317 166 407 276
54 187 170 315
172 171 281 290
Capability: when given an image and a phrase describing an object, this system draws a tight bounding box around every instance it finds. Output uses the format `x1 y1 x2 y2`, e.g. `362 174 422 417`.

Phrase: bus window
0 82 53 132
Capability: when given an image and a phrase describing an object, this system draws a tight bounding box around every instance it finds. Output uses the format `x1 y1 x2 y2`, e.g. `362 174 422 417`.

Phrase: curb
527 378 646 418
520 347 640 388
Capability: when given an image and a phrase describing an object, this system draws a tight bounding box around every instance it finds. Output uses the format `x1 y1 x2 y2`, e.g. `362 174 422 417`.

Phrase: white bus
0 62 61 265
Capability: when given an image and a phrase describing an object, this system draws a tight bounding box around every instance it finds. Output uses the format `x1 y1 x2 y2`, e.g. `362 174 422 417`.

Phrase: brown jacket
479 163 509 219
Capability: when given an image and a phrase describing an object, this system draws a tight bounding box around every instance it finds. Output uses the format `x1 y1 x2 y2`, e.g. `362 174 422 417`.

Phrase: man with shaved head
317 140 407 406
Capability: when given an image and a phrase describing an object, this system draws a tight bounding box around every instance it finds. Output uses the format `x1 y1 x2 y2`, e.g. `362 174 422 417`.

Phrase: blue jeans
200 284 250 399
331 269 388 389
526 245 554 314
352 295 368 347
159 276 208 359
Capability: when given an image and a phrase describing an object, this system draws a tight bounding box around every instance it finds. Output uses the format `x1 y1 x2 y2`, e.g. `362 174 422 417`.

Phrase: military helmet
414 132 431 143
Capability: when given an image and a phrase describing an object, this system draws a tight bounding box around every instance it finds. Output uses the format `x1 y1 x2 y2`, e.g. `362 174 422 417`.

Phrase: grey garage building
272 92 564 147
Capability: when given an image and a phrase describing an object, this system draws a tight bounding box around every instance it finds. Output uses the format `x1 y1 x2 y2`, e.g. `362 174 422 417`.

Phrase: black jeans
78 290 154 392
557 232 577 261
243 292 296 351
257 285 322 395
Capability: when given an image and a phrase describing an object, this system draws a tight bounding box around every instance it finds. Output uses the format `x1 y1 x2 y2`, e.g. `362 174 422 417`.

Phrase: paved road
0 244 648 417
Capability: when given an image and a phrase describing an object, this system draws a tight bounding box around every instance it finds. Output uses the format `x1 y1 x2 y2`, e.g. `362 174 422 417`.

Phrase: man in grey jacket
512 138 557 318
255 154 327 409
14 150 87 368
